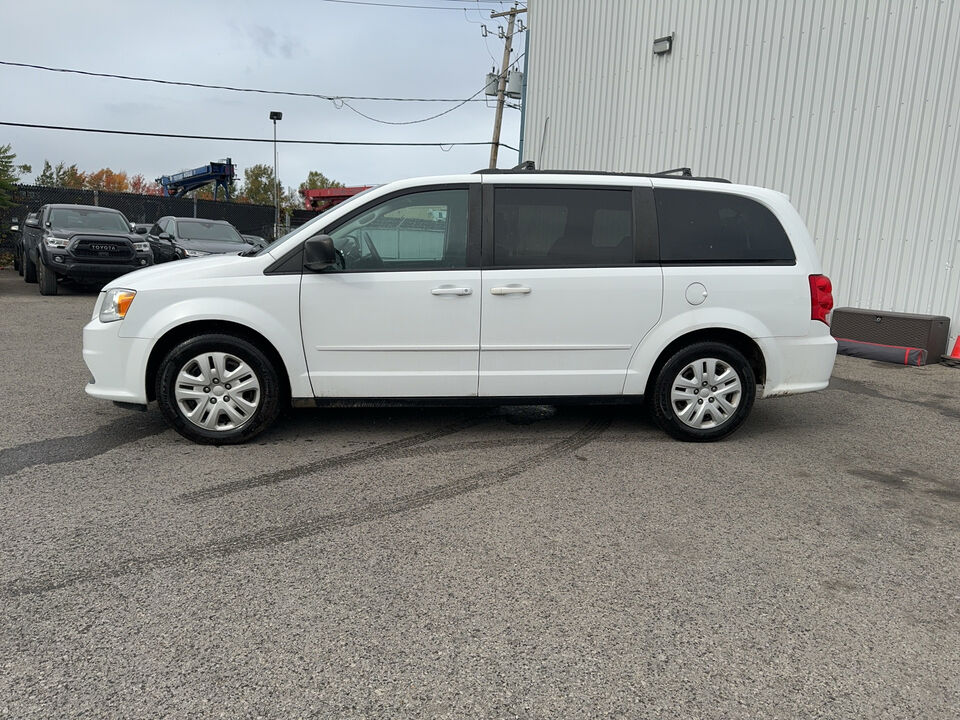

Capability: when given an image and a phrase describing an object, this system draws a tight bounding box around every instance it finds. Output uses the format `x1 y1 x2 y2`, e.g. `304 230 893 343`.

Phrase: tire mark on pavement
6 415 611 597
178 415 494 503
0 415 168 479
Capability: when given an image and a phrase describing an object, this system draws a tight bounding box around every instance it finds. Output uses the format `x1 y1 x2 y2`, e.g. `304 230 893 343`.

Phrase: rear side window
492 187 633 267
656 189 795 264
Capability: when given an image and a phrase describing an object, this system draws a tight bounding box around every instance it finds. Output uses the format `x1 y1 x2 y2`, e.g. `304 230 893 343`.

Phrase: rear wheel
37 258 58 295
156 334 283 445
23 253 37 283
651 341 756 442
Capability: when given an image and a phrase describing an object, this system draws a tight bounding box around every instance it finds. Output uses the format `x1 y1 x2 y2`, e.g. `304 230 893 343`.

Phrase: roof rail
651 167 692 177
472 164 731 183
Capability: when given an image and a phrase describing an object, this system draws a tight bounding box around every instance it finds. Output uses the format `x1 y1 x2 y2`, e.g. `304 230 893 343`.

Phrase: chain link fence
1 185 277 251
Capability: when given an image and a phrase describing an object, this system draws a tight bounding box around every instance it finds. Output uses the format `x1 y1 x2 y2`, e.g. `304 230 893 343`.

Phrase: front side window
492 187 634 267
656 188 796 264
327 189 468 271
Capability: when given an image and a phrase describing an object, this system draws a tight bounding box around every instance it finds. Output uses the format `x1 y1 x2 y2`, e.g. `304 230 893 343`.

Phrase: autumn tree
86 168 130 193
58 164 87 189
130 174 163 196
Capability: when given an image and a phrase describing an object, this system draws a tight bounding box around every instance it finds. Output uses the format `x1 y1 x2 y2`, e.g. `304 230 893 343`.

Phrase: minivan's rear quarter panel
624 180 836 397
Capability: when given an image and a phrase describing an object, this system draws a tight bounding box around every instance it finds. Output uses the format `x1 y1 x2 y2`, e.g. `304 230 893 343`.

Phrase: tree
58 164 87 189
282 186 302 215
0 144 31 210
243 164 278 206
299 170 344 195
86 168 130 193
130 174 163 196
36 160 56 186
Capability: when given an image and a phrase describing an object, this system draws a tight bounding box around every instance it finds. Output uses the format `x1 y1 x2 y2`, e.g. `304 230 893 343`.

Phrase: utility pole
488 4 527 169
269 110 283 238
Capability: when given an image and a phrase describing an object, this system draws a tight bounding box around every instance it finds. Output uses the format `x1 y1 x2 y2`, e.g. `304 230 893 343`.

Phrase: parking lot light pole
269 111 283 238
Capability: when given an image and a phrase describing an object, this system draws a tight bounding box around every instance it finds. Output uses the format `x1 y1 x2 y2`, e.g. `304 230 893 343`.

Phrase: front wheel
23 253 37 283
156 334 283 445
37 259 58 295
651 341 756 442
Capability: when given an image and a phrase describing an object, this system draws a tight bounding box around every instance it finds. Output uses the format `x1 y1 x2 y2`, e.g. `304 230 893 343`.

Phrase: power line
0 121 518 152
338 86 486 125
338 51 524 125
0 61 491 103
316 0 514 9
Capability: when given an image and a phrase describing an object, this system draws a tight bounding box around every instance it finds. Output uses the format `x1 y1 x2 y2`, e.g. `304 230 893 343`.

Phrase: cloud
245 24 302 60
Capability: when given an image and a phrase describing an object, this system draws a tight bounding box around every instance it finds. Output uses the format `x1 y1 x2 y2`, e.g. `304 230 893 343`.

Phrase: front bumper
44 246 152 282
83 313 153 404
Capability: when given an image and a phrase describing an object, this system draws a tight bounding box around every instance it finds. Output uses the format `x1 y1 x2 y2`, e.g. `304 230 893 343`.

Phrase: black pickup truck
20 204 153 295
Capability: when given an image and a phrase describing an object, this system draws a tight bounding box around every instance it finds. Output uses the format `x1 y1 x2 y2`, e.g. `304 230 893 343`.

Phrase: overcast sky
1 0 526 190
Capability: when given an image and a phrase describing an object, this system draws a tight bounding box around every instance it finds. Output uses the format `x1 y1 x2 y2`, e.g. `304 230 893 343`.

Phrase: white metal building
520 0 960 345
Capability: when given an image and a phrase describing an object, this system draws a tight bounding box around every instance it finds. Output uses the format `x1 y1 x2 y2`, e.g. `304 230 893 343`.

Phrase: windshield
254 186 380 256
49 208 130 233
176 220 245 243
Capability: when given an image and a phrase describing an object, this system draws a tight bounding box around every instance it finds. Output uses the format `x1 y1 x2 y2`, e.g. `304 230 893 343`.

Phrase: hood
53 228 137 241
176 237 253 255
102 252 269 292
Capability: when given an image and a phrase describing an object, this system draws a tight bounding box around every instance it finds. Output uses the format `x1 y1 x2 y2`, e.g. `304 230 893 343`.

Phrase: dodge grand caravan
83 168 837 444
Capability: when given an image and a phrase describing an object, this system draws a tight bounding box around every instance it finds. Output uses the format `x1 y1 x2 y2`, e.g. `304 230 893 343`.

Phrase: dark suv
148 217 265 258
21 205 153 295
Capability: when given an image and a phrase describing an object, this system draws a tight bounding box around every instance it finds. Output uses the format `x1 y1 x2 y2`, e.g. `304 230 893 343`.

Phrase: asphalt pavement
1 268 958 719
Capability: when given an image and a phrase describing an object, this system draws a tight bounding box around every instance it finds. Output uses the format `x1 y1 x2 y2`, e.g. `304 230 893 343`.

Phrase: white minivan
83 169 837 444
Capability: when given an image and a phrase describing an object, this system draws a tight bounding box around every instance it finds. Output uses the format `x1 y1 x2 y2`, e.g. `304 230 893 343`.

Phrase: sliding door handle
490 286 531 295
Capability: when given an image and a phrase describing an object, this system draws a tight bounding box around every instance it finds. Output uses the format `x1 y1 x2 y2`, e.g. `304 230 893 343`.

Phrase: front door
479 183 663 397
300 185 481 398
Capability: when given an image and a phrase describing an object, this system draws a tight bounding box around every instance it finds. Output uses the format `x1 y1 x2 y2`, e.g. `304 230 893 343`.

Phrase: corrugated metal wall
523 0 960 344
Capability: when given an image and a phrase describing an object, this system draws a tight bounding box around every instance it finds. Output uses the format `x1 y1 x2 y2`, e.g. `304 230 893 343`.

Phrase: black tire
651 341 756 442
23 253 37 283
37 259 58 295
156 333 283 445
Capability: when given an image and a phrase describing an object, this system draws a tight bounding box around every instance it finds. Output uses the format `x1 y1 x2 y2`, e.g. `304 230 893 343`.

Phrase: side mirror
303 234 338 271
26 217 40 228
9 224 18 233
158 232 172 241
135 226 148 234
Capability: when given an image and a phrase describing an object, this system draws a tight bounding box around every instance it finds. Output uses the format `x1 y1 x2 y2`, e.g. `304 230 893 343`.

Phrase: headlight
183 249 211 257
99 288 136 323
44 234 69 248
133 241 150 252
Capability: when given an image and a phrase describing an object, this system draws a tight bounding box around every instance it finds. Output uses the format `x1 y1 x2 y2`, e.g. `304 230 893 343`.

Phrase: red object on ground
301 186 372 211
835 337 928 366
947 336 960 360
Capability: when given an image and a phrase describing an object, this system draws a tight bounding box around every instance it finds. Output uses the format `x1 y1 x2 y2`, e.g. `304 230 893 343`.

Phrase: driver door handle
431 287 472 296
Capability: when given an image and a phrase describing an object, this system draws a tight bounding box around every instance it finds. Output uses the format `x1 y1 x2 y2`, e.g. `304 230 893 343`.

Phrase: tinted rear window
656 189 795 264
492 187 633 267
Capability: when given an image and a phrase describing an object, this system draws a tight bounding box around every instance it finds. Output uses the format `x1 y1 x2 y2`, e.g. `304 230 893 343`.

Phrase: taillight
809 274 833 324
